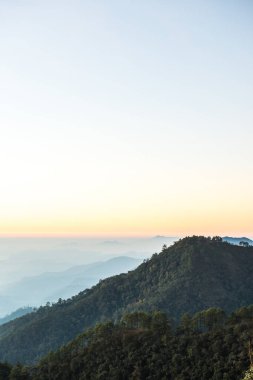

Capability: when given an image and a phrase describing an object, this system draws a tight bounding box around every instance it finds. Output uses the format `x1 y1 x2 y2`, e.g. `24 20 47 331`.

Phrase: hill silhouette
1 236 253 364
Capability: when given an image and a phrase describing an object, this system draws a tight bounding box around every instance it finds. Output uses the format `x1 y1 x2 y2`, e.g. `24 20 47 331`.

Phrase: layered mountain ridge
1 236 253 364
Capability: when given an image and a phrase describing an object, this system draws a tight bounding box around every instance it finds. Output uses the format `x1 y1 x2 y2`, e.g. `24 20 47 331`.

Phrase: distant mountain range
0 307 35 326
222 236 253 245
0 256 141 316
1 236 253 364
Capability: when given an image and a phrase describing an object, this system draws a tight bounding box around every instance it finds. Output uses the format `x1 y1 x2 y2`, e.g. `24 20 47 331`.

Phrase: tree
121 312 151 329
212 236 222 242
180 313 192 330
242 367 253 380
240 241 250 247
0 362 12 380
9 364 30 380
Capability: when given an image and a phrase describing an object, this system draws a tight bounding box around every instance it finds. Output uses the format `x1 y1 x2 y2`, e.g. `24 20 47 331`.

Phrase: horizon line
0 233 252 239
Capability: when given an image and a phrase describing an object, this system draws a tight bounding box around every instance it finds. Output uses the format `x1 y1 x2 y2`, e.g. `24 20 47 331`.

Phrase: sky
0 0 253 237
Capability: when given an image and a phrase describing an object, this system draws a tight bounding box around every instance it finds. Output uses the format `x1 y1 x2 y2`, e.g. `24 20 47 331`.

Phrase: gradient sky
0 0 253 237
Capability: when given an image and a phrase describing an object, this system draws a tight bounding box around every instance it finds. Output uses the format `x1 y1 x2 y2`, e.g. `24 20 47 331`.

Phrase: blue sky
0 1 253 236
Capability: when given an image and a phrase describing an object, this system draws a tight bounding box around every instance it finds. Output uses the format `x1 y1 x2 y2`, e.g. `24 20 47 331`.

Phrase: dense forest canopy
3 306 253 379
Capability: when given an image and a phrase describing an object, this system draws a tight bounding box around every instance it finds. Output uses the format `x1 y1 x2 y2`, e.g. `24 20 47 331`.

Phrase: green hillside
5 307 253 380
1 236 253 364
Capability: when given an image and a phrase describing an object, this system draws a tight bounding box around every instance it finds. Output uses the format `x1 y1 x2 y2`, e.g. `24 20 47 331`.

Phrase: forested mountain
1 236 253 364
4 307 253 379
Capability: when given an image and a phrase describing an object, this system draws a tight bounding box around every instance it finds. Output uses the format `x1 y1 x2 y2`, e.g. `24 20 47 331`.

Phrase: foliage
1 236 253 364
0 362 12 380
2 306 253 379
242 367 253 380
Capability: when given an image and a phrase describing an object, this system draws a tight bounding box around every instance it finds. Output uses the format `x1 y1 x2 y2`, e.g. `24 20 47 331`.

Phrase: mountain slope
1 236 253 364
3 307 253 379
0 256 141 315
29 308 251 380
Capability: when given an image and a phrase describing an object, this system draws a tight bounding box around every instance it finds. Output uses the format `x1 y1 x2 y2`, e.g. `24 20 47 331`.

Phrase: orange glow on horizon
1 186 252 238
